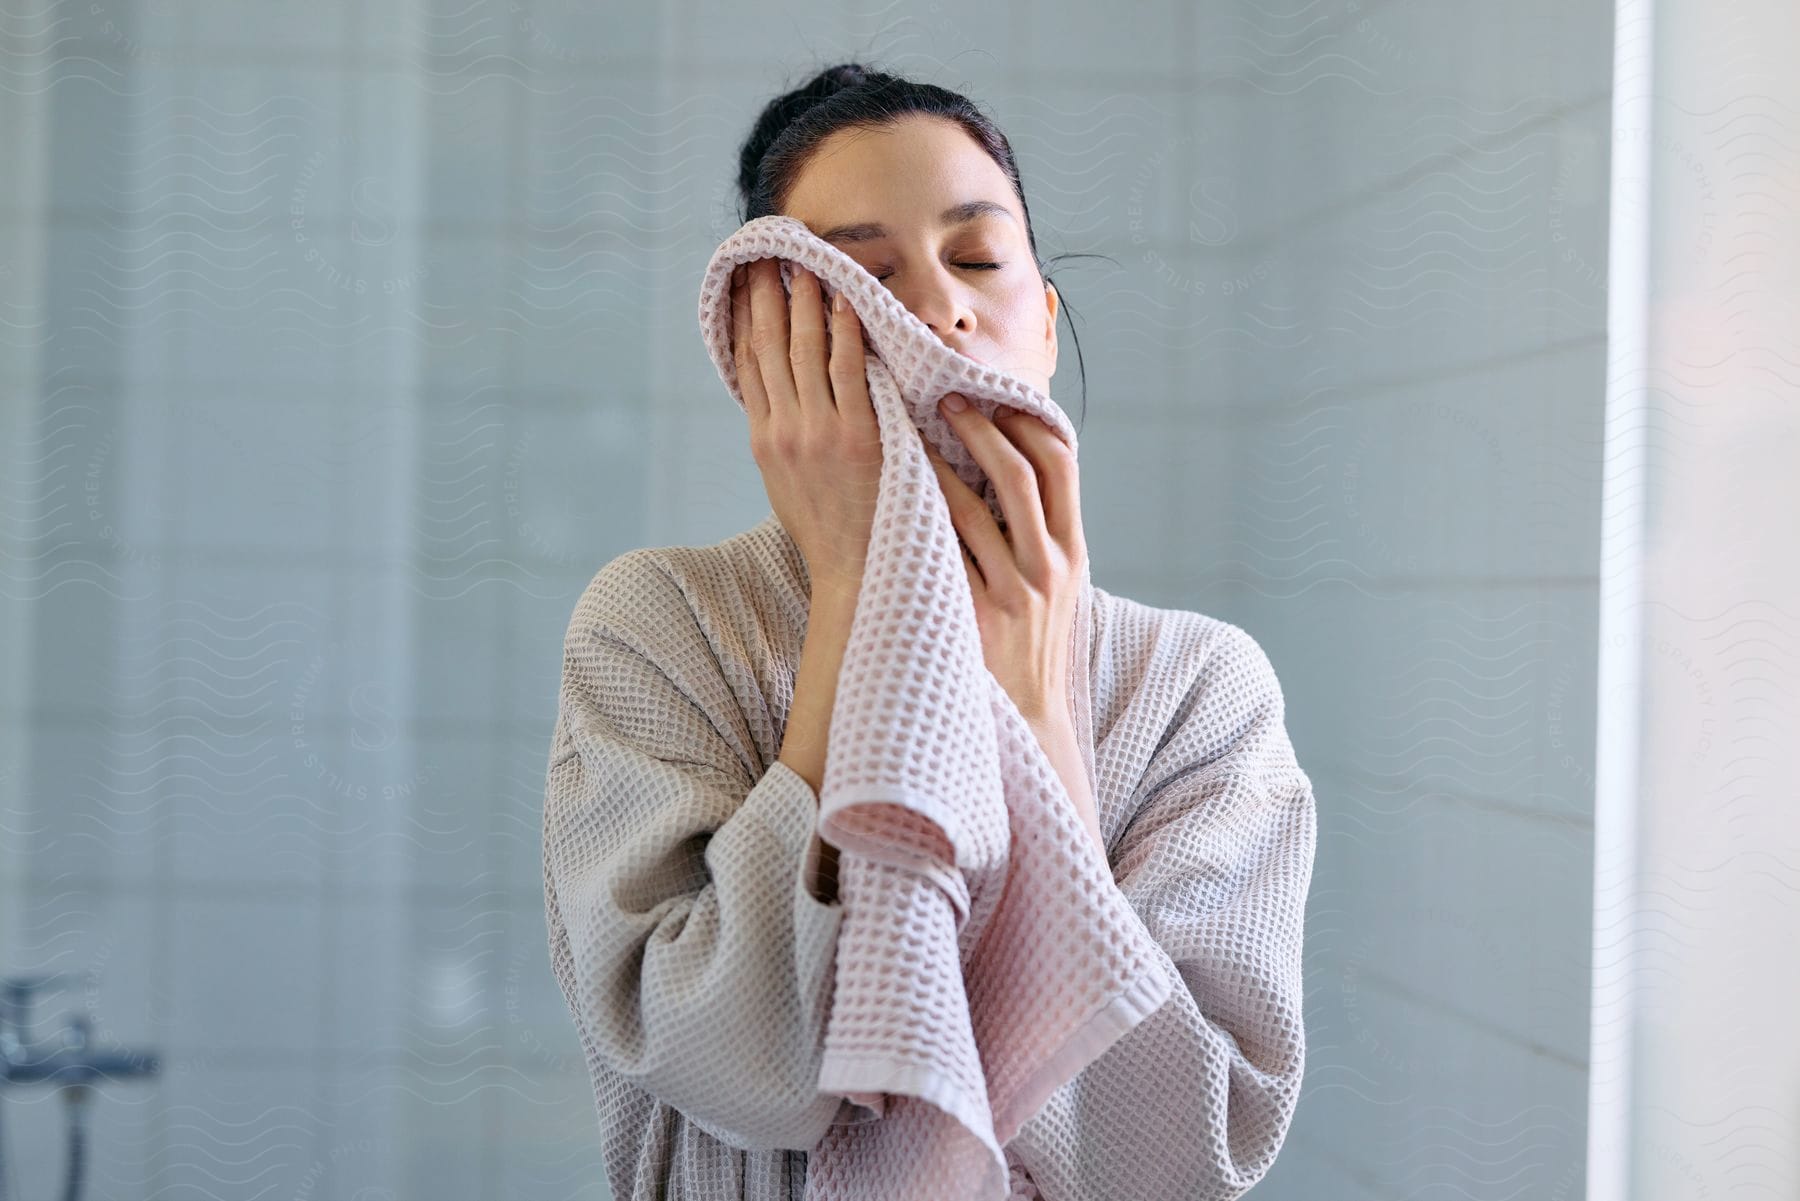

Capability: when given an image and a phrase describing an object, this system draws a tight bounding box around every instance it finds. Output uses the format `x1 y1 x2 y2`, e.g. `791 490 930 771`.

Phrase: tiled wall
0 1 1613 1197
1190 3 1614 1197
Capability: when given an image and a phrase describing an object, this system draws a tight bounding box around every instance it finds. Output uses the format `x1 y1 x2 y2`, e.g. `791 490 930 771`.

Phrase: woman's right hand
732 257 885 595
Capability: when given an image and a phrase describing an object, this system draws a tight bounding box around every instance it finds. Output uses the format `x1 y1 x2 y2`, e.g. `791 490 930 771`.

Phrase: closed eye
873 263 1004 281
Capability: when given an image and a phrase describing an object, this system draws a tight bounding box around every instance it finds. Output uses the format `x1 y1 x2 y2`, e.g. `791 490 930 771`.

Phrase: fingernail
834 292 846 313
941 393 967 413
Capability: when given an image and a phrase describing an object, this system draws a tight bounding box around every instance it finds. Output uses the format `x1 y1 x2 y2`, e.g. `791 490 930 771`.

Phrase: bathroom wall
1180 3 1615 1196
0 1 1615 1198
3 1 635 1195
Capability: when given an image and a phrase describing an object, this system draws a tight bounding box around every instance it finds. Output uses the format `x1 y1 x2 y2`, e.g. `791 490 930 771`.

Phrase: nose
889 269 977 350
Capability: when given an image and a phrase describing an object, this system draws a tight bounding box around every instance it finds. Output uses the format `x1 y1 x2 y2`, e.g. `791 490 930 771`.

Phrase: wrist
809 572 864 609
1022 706 1075 738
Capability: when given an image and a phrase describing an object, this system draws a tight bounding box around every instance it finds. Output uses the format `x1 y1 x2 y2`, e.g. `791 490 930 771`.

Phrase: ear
1042 278 1060 378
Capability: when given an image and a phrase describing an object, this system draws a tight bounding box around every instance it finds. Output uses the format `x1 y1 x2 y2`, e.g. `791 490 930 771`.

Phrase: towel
697 215 1177 1201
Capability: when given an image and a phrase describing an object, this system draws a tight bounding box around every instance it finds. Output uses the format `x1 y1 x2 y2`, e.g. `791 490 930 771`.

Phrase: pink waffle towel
698 215 1176 1201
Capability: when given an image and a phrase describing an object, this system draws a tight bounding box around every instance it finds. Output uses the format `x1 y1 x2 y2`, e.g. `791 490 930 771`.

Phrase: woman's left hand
921 392 1089 728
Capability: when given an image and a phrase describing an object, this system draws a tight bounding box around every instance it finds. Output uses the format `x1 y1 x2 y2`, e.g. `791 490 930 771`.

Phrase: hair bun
786 63 889 117
819 62 870 90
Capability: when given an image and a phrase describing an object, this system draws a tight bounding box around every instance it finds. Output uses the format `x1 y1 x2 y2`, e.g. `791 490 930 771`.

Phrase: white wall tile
313 1060 501 1200
399 889 508 1068
155 1062 323 1198
160 562 336 729
1297 963 1588 1193
1311 784 1592 1059
672 1 859 69
26 724 163 886
420 62 524 228
173 389 338 555
496 1066 613 1201
54 0 191 62
847 4 1024 80
165 894 325 1057
165 735 332 888
185 0 350 57
491 723 564 890
322 895 409 1058
1257 580 1599 822
509 225 659 399
1021 0 1183 81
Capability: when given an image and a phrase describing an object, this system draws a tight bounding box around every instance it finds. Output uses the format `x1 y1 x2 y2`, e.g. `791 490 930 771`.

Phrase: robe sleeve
1004 621 1318 1200
541 556 850 1155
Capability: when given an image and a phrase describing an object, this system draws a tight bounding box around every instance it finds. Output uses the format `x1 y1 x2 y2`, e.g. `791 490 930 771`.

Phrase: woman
542 62 1318 1201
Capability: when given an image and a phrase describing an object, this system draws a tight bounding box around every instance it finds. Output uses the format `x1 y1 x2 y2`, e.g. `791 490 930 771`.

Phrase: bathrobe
541 512 1318 1200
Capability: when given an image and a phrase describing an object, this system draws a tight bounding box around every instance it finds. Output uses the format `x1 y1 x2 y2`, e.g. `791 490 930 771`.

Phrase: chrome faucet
0 973 161 1201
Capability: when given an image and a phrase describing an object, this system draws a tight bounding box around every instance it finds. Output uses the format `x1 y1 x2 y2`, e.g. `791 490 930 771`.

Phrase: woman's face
781 114 1059 395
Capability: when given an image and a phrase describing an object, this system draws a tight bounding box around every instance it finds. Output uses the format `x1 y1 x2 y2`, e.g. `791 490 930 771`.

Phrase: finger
732 262 769 424
939 394 1047 579
926 455 991 592
924 436 1009 590
957 535 983 591
992 405 1082 548
787 265 835 415
829 289 877 432
748 258 800 418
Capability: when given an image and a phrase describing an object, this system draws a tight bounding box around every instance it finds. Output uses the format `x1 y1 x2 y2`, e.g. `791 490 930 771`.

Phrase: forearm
1028 714 1107 860
777 575 863 891
778 576 861 792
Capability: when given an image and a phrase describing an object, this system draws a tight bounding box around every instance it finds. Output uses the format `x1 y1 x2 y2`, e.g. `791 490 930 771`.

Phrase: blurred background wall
0 1 1791 1199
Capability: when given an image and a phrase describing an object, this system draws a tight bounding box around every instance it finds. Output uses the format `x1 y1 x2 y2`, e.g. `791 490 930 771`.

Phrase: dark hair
736 61 1097 430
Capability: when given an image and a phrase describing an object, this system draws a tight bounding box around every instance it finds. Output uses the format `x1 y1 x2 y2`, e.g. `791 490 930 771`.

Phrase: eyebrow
817 200 1016 246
